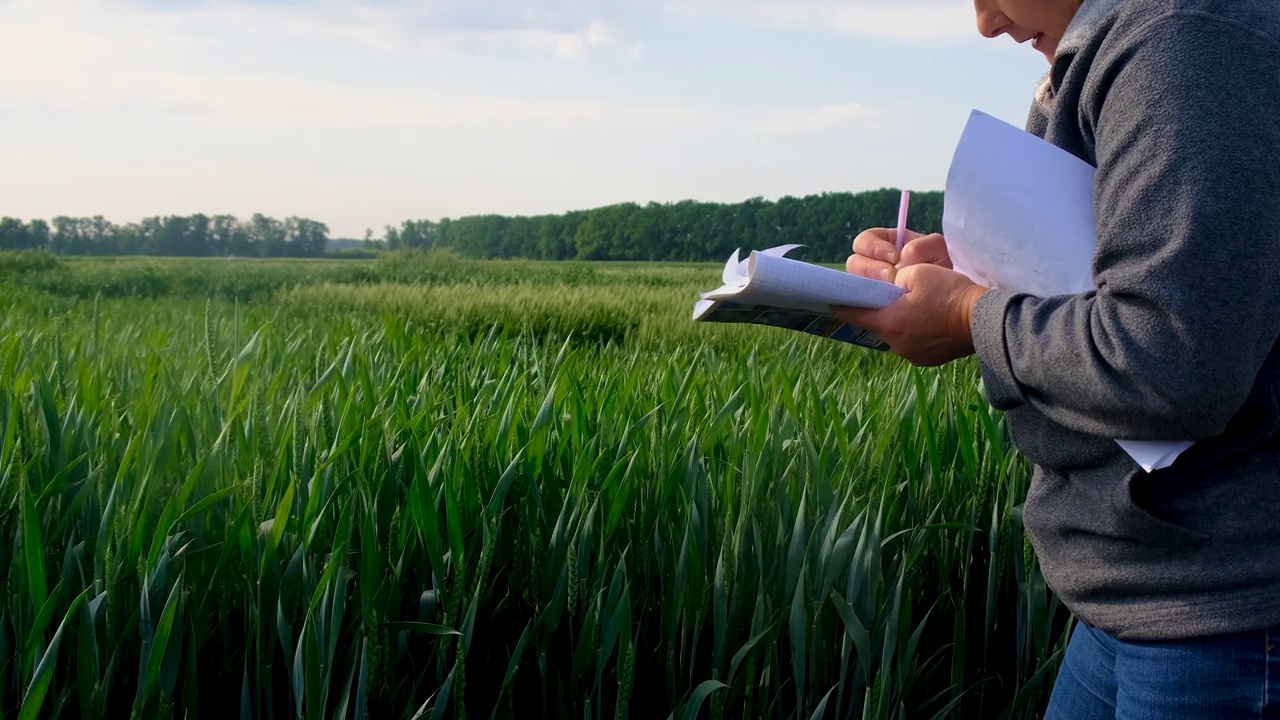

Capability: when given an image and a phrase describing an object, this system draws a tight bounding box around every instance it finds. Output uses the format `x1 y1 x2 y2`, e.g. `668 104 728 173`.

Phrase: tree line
2 189 944 263
0 214 331 258
386 189 943 263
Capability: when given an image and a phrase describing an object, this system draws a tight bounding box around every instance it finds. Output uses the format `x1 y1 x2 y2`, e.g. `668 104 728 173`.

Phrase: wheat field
0 251 1070 719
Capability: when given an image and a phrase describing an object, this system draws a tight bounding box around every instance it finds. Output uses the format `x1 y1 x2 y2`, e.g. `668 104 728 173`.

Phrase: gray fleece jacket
970 0 1280 641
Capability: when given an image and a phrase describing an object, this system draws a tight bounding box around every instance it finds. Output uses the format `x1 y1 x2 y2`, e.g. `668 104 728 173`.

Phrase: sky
0 0 1049 239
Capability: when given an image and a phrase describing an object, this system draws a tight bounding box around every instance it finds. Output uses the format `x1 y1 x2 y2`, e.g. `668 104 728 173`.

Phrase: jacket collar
1037 0 1125 98
1058 0 1126 57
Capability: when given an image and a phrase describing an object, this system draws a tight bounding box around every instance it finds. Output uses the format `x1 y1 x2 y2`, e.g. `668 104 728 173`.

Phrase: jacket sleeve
971 12 1280 441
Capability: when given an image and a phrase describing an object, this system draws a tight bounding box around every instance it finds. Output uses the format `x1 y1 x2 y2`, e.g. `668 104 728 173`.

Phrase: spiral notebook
692 244 905 350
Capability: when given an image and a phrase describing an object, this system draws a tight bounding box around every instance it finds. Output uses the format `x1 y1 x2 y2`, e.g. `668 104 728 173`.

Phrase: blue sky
0 0 1049 238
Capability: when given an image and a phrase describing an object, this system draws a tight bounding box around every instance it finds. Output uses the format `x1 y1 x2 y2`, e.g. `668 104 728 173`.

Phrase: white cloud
2 60 876 134
757 102 881 134
0 57 700 131
274 9 630 60
450 23 613 60
0 0 636 60
664 0 980 42
0 0 882 133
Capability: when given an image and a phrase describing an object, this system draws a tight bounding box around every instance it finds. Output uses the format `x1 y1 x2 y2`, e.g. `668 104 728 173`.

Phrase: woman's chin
1032 33 1058 62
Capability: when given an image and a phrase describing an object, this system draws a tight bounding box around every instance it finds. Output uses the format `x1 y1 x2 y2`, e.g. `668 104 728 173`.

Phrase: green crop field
0 250 1071 719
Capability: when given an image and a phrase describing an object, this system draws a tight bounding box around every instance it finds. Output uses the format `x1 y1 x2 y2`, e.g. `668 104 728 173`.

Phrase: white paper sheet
943 110 1193 472
1115 440 1196 474
943 110 1098 298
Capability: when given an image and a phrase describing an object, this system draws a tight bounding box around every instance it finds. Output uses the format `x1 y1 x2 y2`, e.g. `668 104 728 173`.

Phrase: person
833 0 1280 717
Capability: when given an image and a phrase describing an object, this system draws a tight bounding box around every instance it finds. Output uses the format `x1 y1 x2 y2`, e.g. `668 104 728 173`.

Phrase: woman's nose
973 0 1011 38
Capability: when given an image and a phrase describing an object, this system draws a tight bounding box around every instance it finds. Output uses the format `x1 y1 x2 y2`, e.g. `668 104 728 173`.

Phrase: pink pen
895 190 911 253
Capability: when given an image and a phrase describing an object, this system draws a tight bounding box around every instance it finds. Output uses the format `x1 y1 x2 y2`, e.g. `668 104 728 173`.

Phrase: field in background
0 252 1071 719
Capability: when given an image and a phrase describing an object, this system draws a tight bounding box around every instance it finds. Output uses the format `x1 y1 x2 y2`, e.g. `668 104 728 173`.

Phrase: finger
845 254 897 282
893 263 925 290
852 228 903 264
829 305 880 331
899 234 952 269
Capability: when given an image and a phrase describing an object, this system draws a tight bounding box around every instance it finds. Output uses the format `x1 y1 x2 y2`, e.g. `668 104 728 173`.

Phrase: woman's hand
833 264 987 367
845 228 952 283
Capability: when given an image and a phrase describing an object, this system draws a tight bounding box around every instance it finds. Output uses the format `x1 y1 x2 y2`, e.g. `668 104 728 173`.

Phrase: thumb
830 305 882 332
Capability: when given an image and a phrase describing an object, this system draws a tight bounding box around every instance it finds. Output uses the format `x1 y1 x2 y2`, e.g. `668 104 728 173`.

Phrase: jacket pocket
1024 467 1210 555
1123 471 1212 549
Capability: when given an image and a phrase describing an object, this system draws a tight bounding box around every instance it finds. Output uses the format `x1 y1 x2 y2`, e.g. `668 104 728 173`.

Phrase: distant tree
81 216 118 255
187 214 212 256
134 217 164 255
0 217 28 250
115 223 141 254
247 214 287 257
49 216 81 254
155 215 197 256
209 215 241 256
531 215 564 260
26 219 50 250
389 217 440 251
287 217 330 257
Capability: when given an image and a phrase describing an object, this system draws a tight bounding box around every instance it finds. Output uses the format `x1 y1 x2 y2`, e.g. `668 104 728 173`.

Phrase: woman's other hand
845 228 953 283
832 264 986 367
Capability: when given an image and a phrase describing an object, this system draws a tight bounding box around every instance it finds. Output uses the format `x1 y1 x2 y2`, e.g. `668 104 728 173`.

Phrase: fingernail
880 267 893 281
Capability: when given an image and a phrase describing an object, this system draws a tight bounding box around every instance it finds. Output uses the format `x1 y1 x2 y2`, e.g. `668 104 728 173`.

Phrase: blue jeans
1046 620 1280 719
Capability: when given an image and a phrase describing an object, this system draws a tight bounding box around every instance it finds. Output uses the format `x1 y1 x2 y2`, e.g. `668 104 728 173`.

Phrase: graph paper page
703 250 903 314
